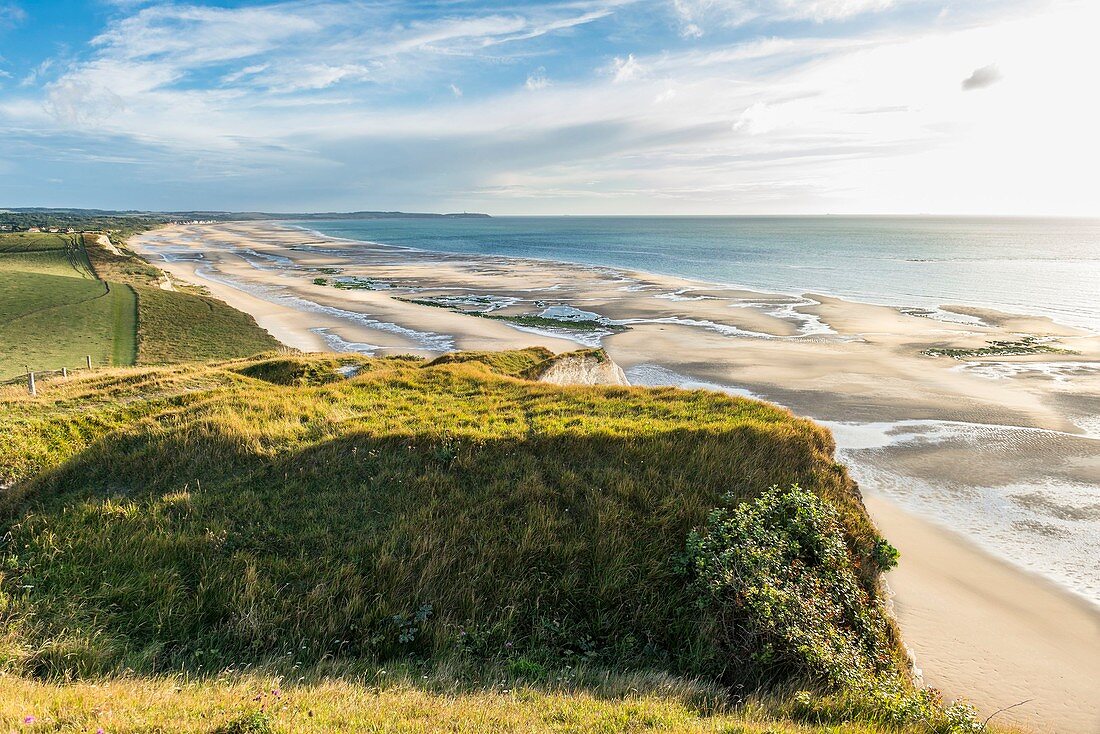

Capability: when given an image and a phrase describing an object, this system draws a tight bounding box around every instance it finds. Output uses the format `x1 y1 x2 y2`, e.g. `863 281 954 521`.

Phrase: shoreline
866 493 1100 734
278 219 1100 335
130 221 1100 733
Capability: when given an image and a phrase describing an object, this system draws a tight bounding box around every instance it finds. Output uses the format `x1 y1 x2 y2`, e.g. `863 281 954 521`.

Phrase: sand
866 495 1100 733
130 221 1100 733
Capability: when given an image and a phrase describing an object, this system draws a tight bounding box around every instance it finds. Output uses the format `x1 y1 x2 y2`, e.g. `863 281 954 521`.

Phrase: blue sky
0 0 1096 214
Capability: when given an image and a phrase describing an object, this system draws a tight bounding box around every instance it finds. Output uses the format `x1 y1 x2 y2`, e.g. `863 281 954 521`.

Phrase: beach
131 221 1100 733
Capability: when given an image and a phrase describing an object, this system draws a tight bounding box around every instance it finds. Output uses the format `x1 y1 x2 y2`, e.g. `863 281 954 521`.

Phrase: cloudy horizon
0 0 1097 216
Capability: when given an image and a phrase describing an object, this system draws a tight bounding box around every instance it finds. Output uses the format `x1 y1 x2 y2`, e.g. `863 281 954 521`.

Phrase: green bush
686 485 896 689
788 683 984 734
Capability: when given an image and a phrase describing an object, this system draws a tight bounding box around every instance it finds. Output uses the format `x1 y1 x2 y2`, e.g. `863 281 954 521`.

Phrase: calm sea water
288 216 1100 331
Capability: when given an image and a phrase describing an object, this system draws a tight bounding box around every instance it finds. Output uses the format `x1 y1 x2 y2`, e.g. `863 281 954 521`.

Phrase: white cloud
609 53 643 82
20 59 54 87
671 0 896 34
525 68 550 90
450 83 463 97
733 101 779 135
2 0 1098 215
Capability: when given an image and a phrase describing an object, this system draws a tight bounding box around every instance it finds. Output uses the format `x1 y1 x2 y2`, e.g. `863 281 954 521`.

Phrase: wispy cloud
1 0 1097 215
670 0 897 35
609 53 643 82
0 2 25 29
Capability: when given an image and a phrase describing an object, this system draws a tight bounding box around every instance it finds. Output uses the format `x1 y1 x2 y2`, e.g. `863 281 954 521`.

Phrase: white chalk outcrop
534 350 630 386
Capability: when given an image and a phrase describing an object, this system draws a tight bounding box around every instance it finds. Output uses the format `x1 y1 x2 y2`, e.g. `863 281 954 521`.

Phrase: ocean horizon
288 215 1100 333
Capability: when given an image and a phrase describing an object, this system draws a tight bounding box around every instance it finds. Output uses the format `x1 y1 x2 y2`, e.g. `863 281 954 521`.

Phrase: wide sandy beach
131 222 1100 733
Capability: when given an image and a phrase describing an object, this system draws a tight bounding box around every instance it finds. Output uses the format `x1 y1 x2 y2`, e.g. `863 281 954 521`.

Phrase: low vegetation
0 230 280 379
923 336 1072 359
0 233 136 378
398 296 627 333
133 285 282 364
0 350 991 732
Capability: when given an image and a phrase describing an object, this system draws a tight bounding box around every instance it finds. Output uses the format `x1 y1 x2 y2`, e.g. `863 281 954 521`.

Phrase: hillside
0 232 137 377
0 349 988 733
0 230 281 379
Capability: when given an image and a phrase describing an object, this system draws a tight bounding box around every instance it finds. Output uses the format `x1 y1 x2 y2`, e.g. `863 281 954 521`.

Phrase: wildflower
97 729 106 734
23 715 36 724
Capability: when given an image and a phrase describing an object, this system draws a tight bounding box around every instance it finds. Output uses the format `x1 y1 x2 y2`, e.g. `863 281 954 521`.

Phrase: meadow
0 350 991 733
0 230 280 379
0 233 136 378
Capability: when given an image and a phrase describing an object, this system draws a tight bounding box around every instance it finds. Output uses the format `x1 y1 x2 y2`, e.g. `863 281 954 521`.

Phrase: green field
0 350 992 733
0 231 280 379
0 233 136 379
133 284 282 364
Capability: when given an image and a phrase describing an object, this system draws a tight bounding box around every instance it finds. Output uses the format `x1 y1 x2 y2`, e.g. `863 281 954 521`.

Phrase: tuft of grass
426 346 555 377
476 312 627 333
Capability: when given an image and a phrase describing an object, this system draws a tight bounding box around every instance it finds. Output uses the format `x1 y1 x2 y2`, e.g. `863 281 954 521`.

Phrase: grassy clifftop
0 351 984 733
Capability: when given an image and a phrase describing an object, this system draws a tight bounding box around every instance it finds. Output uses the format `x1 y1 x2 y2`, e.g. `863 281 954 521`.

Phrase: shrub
789 683 984 734
686 485 896 689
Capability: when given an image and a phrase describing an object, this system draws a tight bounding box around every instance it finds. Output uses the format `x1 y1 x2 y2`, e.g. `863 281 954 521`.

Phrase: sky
0 0 1097 215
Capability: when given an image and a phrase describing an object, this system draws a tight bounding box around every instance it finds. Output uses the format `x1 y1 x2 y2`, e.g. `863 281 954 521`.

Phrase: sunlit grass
0 351 989 732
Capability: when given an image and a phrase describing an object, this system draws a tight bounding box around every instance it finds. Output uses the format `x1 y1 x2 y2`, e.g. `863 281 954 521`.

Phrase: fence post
86 355 92 369
62 367 68 378
28 371 36 397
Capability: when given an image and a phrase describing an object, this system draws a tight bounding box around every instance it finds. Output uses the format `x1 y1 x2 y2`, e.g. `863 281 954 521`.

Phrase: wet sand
130 221 1100 733
866 495 1100 734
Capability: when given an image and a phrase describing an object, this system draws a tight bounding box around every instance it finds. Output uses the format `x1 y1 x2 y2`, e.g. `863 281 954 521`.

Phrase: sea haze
288 216 1100 332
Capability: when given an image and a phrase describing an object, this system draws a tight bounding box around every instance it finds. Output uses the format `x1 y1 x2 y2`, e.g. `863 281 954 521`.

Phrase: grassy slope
0 231 280 378
81 232 283 364
133 285 283 364
0 351 974 733
1 353 880 674
0 233 137 378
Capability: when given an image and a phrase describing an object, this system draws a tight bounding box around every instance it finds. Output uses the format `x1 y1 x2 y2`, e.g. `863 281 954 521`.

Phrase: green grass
0 272 137 378
0 351 997 732
0 232 75 254
0 353 887 675
427 346 556 377
0 232 279 378
0 672 1014 734
923 336 1073 359
133 285 283 364
477 313 626 333
0 232 135 378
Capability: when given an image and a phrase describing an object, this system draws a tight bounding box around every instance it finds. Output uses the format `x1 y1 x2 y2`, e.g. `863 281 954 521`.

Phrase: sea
289 216 1100 332
284 215 1100 605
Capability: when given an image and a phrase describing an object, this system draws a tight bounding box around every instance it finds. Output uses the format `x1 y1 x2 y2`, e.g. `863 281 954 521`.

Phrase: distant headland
0 207 490 232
